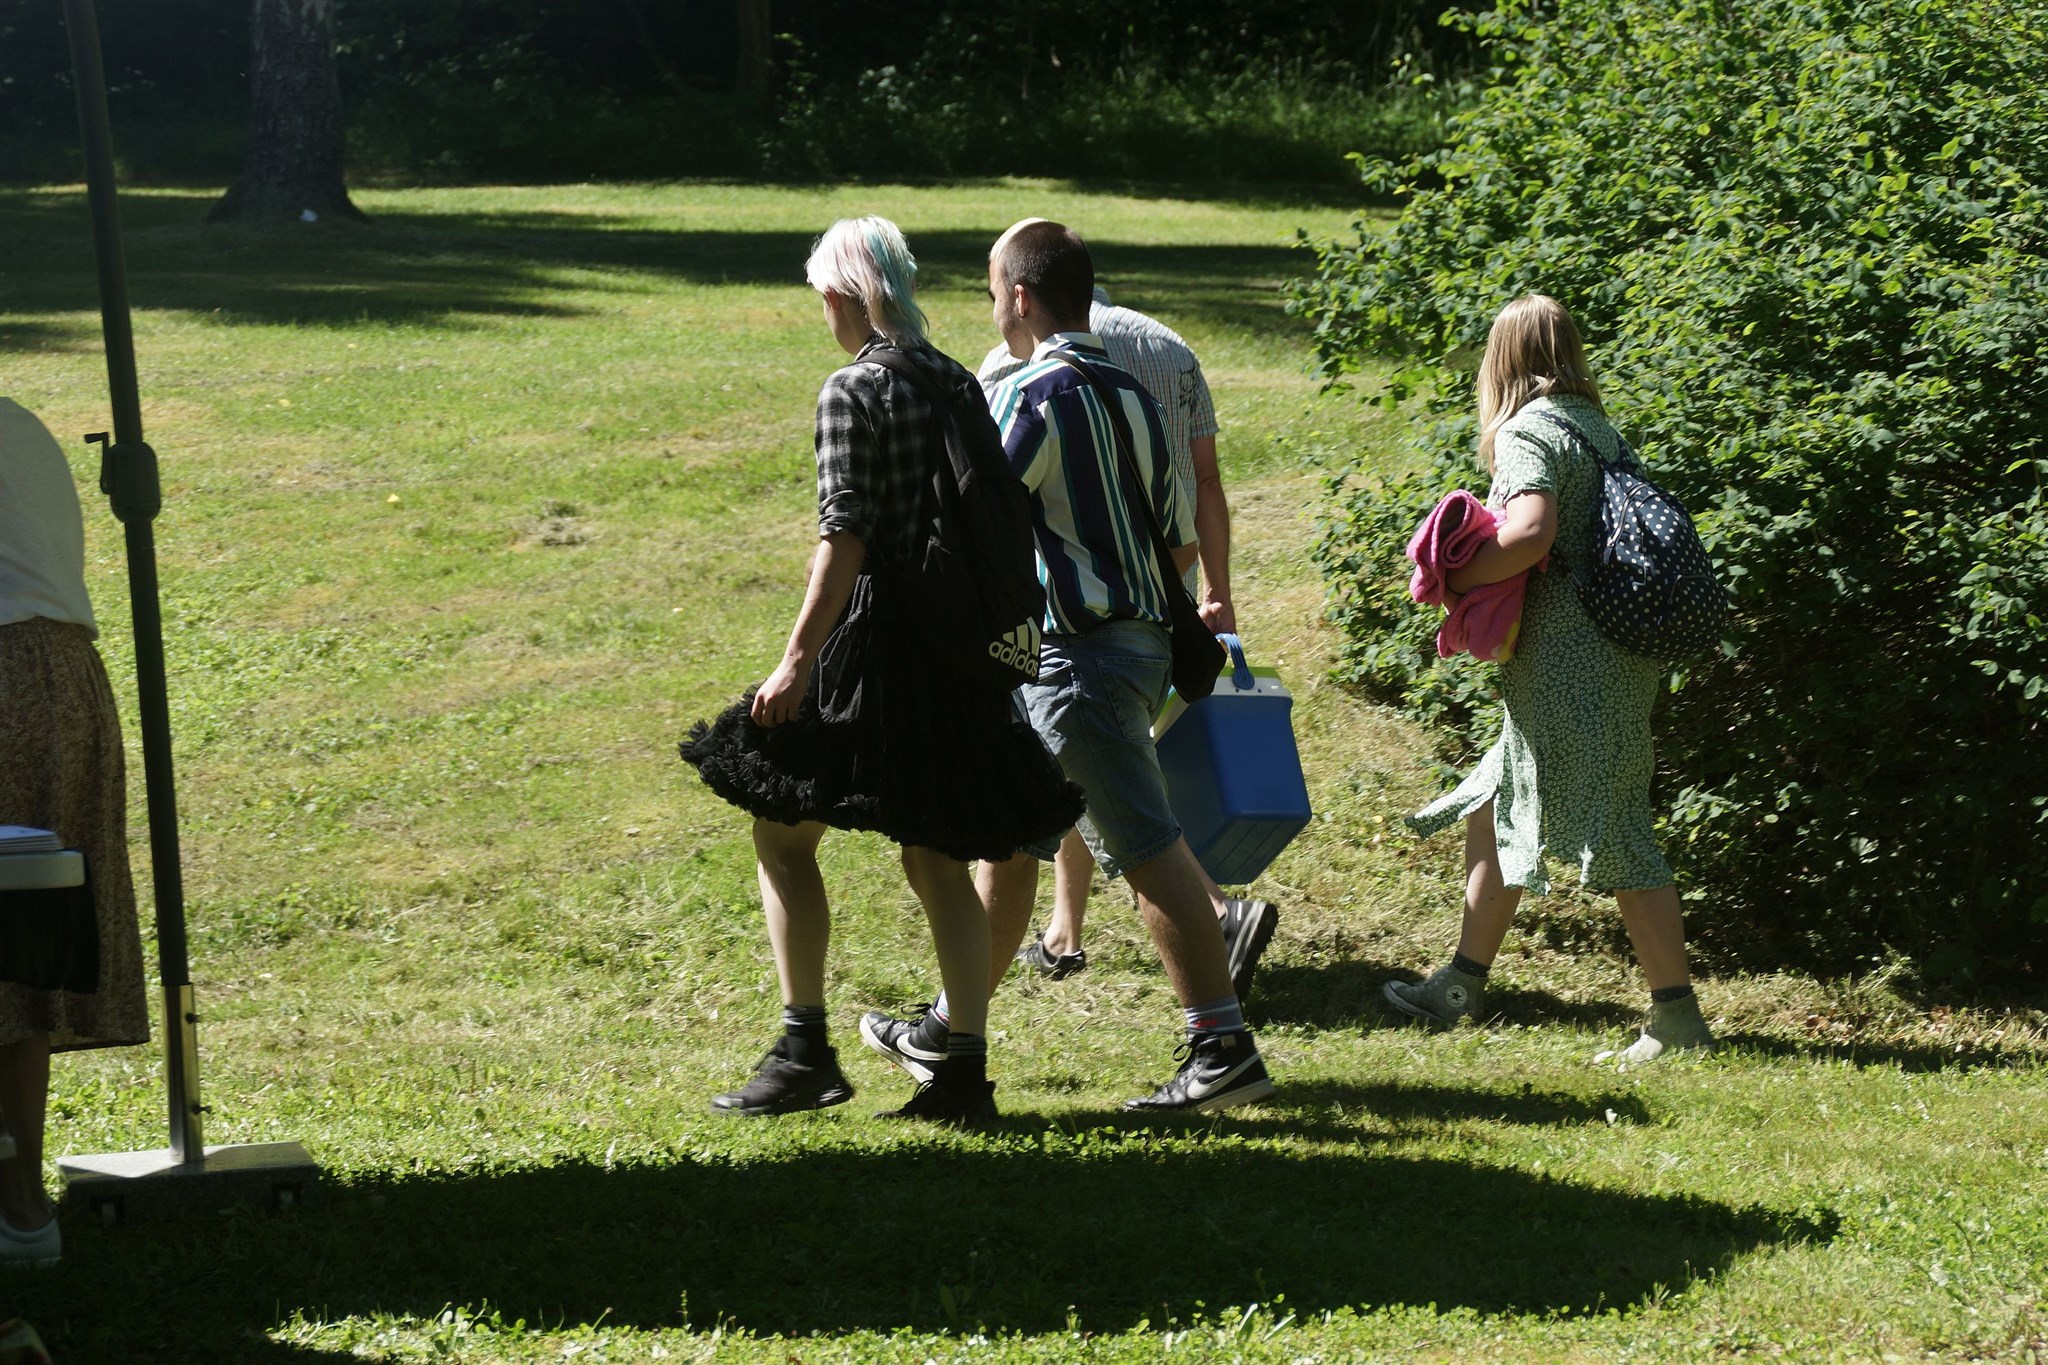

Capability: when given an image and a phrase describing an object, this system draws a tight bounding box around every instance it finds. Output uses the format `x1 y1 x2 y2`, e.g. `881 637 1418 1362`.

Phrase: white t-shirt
0 398 97 636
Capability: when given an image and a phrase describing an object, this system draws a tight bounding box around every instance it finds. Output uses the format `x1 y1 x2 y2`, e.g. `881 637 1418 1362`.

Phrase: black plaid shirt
815 336 972 568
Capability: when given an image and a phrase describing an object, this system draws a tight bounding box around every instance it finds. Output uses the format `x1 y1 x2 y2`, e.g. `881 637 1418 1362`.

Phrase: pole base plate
58 1141 318 1223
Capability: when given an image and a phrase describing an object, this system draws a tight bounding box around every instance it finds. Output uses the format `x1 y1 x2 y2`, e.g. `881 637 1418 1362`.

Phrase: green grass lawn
3 180 2044 1364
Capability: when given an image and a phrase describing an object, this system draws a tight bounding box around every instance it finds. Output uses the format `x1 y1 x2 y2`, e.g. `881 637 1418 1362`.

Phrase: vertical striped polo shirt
980 287 1218 511
981 288 1218 594
986 333 1193 636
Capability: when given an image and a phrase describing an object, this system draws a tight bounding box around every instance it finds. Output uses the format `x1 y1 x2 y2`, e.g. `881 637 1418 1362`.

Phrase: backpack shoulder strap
1049 351 1183 595
858 345 979 484
1526 409 1642 470
860 346 940 402
1524 410 1606 465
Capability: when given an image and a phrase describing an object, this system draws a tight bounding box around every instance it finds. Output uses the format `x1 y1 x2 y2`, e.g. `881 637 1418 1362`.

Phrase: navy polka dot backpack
1530 412 1727 661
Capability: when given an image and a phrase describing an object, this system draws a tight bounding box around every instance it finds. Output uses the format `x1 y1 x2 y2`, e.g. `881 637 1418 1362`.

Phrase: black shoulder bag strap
861 345 939 403
1050 351 1223 702
860 346 962 480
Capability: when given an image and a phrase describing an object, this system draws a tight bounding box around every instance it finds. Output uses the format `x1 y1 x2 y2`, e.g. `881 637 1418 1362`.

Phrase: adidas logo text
988 622 1041 671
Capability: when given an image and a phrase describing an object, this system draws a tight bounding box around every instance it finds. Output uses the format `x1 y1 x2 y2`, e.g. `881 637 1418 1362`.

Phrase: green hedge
1292 0 2048 978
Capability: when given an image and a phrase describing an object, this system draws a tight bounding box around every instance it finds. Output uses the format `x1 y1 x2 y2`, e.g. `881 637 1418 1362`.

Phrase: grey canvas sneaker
1382 961 1487 1029
0 1206 60 1269
1607 994 1716 1064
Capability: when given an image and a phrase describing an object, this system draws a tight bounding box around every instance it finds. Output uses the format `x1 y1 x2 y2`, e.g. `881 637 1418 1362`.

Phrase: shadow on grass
1713 1030 2046 1075
0 187 1308 351
1258 1077 1657 1131
38 1104 1833 1361
1254 956 1639 1033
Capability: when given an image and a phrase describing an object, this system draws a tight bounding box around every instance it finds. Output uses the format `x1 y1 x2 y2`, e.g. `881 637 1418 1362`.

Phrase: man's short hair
994 221 1093 324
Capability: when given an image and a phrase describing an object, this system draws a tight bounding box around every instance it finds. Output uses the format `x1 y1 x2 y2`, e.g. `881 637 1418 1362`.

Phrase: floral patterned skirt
0 617 149 1051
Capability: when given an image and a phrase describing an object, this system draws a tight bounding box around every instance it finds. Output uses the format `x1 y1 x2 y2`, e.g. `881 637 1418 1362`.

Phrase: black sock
1451 952 1492 980
1650 984 1696 1004
940 1031 987 1084
781 1004 828 1063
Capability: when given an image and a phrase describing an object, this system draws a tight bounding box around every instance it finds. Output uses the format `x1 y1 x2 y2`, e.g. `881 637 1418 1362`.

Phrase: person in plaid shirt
681 217 1082 1126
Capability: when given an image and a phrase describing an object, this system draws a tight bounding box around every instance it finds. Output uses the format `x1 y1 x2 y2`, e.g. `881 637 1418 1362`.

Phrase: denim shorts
1014 619 1181 879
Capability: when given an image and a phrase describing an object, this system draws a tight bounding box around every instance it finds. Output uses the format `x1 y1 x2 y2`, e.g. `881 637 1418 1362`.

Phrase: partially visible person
679 217 1083 1126
0 398 150 1268
862 220 1274 1113
1382 295 1715 1064
979 240 1274 997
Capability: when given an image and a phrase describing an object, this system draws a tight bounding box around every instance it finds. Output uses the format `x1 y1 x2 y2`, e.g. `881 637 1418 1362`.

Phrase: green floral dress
1408 394 1673 894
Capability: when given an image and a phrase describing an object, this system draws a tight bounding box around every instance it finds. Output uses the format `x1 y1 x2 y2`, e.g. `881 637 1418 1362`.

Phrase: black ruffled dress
679 340 1084 862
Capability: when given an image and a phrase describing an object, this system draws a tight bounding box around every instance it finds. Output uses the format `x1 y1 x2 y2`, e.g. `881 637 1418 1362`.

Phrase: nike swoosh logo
1183 1055 1257 1100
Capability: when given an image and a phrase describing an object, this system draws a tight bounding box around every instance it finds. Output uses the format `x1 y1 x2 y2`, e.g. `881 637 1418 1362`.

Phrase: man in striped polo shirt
861 220 1273 1113
978 254 1277 998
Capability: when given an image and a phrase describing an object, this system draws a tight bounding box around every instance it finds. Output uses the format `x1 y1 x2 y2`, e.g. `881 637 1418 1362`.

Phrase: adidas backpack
1529 412 1727 661
863 348 1045 692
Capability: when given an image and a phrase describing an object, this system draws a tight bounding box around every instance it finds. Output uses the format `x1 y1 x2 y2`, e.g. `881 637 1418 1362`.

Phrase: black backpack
1530 412 1727 661
862 348 1045 691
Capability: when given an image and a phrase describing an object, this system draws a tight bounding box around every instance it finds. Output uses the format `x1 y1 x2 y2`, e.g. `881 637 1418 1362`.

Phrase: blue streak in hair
862 219 930 343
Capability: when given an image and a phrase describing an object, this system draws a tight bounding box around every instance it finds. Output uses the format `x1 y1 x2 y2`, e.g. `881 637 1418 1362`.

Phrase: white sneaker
1601 995 1716 1065
0 1209 60 1269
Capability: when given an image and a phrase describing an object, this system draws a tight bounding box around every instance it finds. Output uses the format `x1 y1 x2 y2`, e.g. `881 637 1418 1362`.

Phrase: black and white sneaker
710 1038 853 1117
1015 932 1088 980
1122 1030 1275 1114
859 1006 948 1084
1218 899 1279 1000
880 1074 998 1127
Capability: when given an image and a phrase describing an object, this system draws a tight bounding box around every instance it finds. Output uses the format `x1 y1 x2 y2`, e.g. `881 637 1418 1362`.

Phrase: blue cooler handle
1217 633 1255 691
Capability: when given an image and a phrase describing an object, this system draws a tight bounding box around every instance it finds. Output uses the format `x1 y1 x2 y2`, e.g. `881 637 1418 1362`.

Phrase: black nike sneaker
858 1005 948 1084
710 1038 853 1117
1218 899 1279 1000
1122 1030 1274 1114
879 1073 998 1127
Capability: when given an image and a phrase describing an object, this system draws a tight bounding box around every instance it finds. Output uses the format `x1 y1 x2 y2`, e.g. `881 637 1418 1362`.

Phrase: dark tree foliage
0 0 245 130
1293 0 2048 979
0 0 1475 184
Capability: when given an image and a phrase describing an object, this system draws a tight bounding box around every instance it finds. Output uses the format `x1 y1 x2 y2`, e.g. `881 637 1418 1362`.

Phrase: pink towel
1405 490 1538 662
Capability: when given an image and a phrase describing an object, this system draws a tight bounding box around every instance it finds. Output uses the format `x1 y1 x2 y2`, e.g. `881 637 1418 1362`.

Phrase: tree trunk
734 0 773 114
209 0 363 223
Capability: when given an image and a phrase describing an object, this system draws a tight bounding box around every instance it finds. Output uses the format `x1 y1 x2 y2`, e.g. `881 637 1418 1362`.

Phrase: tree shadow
1260 1078 1658 1131
956 1078 1656 1149
1713 1030 2046 1075
34 1113 1834 1361
0 187 1308 349
1253 956 1638 1033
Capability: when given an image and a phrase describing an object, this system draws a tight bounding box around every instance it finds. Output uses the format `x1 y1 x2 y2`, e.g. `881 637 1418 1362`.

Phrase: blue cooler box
1153 637 1312 885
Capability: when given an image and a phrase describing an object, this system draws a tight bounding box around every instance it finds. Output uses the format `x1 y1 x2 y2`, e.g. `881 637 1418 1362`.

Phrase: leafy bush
1293 0 2048 976
765 54 1457 186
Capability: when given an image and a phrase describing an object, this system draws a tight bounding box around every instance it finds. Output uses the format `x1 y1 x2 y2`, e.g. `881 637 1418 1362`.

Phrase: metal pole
60 0 204 1163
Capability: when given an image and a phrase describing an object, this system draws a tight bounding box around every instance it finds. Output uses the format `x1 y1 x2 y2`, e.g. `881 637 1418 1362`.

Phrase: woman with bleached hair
680 216 1081 1125
1384 294 1715 1064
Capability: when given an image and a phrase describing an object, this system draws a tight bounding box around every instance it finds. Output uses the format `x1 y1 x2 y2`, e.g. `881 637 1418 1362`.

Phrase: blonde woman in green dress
1383 295 1715 1063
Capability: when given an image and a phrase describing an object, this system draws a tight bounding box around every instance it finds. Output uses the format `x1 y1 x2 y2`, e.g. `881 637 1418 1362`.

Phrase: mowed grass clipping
2 181 2044 1364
